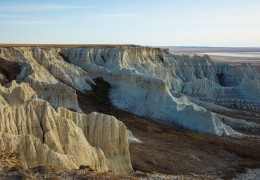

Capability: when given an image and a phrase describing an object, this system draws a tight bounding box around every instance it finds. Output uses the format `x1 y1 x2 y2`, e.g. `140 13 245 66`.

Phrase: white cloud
95 13 139 19
0 20 56 25
0 3 91 12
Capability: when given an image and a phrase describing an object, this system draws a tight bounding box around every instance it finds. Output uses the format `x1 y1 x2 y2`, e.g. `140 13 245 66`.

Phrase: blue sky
0 0 259 46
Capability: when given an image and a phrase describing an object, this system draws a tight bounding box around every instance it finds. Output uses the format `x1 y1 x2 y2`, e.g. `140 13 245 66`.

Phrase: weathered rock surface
0 47 93 111
1 46 259 137
61 46 260 136
0 82 108 171
58 109 133 173
0 80 132 173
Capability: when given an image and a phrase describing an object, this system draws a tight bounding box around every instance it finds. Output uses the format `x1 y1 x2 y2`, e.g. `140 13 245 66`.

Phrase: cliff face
0 47 133 174
62 47 260 109
0 47 94 111
58 109 132 173
0 45 259 172
60 46 259 136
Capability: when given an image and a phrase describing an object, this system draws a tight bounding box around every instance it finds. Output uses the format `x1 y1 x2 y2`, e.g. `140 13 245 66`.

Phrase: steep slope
0 45 259 179
0 81 109 171
58 109 133 173
61 46 259 136
0 81 133 173
1 46 259 136
0 47 93 111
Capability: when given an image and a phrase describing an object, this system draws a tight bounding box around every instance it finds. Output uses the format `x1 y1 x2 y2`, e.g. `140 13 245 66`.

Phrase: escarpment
0 47 93 111
60 46 259 136
0 45 259 174
0 81 133 173
58 109 133 173
1 46 259 136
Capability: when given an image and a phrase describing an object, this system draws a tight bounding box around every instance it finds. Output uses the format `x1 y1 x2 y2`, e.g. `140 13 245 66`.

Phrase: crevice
58 52 71 63
0 57 21 85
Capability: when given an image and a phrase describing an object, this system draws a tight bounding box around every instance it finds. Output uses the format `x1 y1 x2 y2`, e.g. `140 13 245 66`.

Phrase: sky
0 0 260 47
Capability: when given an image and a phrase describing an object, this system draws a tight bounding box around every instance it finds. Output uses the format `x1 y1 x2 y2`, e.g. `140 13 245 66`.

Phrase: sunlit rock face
0 47 133 174
0 45 259 174
0 45 259 138
61 46 259 136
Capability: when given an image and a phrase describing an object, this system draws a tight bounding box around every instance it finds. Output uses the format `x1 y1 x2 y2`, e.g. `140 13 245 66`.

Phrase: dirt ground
0 80 259 179
1 45 259 179
76 81 260 179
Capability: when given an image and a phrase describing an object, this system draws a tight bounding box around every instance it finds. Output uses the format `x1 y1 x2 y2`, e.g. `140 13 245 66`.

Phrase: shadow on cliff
0 57 21 85
76 78 260 179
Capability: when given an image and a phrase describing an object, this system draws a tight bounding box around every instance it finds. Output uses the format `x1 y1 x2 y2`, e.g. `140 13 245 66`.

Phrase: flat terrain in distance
0 43 138 48
165 46 260 72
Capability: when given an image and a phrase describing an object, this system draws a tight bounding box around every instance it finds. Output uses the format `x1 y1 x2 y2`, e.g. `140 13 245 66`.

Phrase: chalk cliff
0 53 133 174
0 45 259 173
1 46 259 137
58 109 132 173
61 46 259 136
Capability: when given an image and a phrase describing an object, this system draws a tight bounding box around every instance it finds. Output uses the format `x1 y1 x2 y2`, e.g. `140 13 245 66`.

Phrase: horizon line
0 43 260 48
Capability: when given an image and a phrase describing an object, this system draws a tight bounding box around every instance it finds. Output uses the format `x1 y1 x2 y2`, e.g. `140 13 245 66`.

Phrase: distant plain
166 47 260 72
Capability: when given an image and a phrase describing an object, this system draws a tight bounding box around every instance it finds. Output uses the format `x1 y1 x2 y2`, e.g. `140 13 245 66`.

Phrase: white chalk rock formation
61 46 260 136
0 81 133 173
0 47 94 111
128 130 142 144
58 108 133 174
0 82 108 171
0 45 259 137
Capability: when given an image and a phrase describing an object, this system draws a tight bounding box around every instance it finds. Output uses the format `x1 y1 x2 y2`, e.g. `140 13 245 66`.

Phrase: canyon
0 45 259 179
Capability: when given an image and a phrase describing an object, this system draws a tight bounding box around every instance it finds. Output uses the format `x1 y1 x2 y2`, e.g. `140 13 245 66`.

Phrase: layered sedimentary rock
0 47 93 111
0 45 259 175
0 70 133 173
0 82 109 171
60 46 259 136
58 109 133 173
0 46 259 137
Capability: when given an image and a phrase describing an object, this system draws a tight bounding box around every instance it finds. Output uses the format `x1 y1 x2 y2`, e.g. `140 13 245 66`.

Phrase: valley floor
1 84 259 179
76 86 260 179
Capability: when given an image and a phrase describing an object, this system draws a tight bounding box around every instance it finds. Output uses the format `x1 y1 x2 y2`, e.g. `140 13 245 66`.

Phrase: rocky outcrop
0 82 108 171
0 47 94 111
60 46 259 136
0 45 259 137
0 45 259 175
58 109 133 174
0 80 133 173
